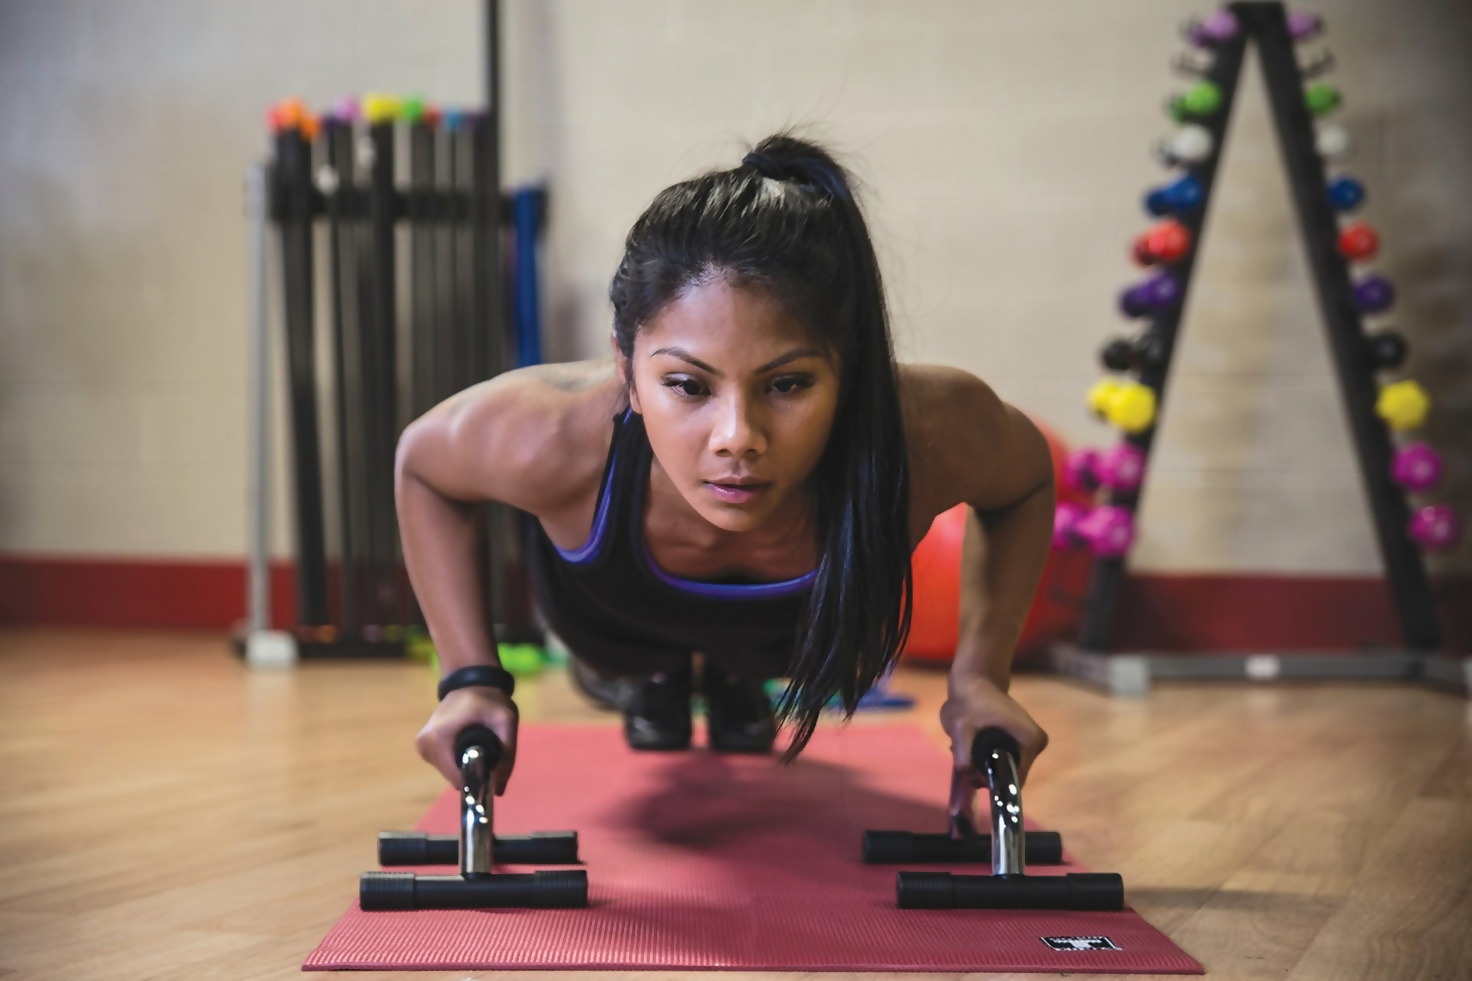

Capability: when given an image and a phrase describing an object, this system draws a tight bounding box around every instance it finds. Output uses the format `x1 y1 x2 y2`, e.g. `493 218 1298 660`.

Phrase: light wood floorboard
0 628 1467 980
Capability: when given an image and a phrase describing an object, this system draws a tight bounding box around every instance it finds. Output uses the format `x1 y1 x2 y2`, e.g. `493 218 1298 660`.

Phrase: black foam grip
497 831 581 865
359 871 417 911
378 831 439 866
454 724 503 766
897 871 1124 911
378 831 581 867
970 727 1021 768
361 870 588 910
862 830 1063 865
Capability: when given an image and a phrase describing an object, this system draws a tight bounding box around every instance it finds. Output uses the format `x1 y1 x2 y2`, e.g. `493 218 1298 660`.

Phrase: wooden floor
0 628 1468 980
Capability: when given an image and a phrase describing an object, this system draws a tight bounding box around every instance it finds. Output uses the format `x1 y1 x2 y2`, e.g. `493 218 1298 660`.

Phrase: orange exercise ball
901 419 1091 666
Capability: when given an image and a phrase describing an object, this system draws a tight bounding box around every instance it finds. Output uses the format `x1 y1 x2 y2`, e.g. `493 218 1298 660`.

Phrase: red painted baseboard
0 555 1466 652
0 556 298 632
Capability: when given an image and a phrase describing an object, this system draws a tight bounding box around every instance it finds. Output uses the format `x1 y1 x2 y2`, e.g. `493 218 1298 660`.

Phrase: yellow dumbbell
1375 380 1430 431
1087 379 1124 417
361 93 401 125
1109 383 1157 433
1087 379 1157 434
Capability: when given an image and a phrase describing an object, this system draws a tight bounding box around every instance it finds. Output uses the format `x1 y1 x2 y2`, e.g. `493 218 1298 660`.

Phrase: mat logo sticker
1043 935 1121 951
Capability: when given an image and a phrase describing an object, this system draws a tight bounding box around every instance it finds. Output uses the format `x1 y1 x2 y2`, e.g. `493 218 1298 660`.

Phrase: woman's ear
613 332 642 414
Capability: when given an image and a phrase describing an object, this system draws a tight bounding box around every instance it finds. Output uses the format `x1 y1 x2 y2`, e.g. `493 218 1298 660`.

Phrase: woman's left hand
939 675 1048 819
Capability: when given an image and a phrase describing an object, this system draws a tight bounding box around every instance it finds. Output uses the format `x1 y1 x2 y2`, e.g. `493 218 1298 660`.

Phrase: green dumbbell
1305 83 1341 117
1168 81 1223 120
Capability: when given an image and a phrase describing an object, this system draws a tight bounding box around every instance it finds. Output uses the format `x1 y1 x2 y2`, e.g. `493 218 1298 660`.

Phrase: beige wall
2 0 1469 577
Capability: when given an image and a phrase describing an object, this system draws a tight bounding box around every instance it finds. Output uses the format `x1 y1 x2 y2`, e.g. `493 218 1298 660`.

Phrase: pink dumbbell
1097 445 1146 493
1053 502 1089 549
1390 444 1443 492
1077 506 1137 557
1064 449 1103 493
1064 446 1147 495
1053 504 1137 557
1407 505 1462 551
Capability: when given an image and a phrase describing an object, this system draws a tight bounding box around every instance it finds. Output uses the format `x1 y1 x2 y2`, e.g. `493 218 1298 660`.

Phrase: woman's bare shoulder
399 359 625 516
897 363 1048 518
896 363 990 469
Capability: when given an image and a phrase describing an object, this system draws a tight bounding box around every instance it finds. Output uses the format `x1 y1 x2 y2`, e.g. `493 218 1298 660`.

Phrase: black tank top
524 408 815 674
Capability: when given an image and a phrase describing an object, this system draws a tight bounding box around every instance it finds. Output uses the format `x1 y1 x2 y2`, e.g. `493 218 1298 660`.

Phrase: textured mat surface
305 724 1201 973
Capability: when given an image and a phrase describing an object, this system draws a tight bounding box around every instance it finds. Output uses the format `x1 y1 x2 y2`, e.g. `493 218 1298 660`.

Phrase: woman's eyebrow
649 346 823 377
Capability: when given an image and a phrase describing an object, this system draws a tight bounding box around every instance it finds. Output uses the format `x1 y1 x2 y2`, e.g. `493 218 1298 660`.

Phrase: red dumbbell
1132 220 1192 266
1337 222 1379 262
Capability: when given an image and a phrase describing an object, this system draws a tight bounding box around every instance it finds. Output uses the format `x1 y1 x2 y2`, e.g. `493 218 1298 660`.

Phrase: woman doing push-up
396 133 1055 801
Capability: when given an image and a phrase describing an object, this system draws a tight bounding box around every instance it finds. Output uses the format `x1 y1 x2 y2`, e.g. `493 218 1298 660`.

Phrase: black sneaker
704 671 777 753
569 657 630 712
624 669 693 751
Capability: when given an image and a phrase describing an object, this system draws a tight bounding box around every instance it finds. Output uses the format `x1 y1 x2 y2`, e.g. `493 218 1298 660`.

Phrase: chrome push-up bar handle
360 726 587 910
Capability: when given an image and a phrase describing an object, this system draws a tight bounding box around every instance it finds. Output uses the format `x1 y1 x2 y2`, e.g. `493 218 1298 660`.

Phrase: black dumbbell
360 725 588 910
1100 332 1170 374
1365 330 1407 370
893 728 1124 912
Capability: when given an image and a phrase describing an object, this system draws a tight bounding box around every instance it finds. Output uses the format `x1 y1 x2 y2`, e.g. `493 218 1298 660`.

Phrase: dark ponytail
608 133 913 759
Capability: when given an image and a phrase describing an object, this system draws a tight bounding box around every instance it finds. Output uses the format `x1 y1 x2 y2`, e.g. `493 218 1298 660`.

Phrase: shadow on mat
601 747 954 856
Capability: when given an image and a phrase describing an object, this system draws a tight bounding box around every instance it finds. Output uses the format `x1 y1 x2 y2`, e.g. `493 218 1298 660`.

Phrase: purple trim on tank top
638 536 818 599
551 409 630 564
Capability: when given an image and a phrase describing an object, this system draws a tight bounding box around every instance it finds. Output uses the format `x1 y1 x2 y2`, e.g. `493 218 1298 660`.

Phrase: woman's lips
703 481 770 504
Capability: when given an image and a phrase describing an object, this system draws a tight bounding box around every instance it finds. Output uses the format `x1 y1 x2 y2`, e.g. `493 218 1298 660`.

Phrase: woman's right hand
415 686 520 795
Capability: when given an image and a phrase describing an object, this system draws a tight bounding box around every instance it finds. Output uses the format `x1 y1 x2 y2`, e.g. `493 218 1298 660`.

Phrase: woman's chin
689 492 776 533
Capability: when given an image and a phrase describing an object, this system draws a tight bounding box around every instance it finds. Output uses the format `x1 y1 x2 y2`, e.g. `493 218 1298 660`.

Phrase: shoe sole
707 727 776 753
569 659 631 711
625 730 693 751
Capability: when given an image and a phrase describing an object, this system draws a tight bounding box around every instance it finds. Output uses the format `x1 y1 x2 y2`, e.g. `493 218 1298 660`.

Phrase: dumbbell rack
240 104 545 663
1053 1 1469 695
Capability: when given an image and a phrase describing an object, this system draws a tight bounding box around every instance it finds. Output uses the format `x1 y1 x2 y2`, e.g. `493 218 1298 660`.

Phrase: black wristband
437 664 516 701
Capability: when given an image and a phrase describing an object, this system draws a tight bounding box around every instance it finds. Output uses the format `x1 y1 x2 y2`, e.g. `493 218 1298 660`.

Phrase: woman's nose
710 397 766 458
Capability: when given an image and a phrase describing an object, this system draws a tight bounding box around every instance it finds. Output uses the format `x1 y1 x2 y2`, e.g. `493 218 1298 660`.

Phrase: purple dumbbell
1076 506 1137 558
1098 445 1146 493
1354 275 1395 314
1287 11 1324 42
1053 502 1089 550
1118 272 1182 318
1391 444 1443 492
335 96 361 123
1186 9 1240 46
1407 505 1462 551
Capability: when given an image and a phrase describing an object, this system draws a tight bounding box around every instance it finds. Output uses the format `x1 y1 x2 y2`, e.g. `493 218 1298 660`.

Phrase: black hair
607 133 913 759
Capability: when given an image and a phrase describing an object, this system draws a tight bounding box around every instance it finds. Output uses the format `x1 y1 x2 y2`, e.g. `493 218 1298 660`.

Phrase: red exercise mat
305 723 1201 974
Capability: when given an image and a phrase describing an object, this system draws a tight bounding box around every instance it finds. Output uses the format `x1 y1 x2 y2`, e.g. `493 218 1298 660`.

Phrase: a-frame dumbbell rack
1050 2 1469 696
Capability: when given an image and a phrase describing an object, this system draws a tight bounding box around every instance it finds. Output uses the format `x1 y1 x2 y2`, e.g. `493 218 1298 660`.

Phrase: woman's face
625 278 841 535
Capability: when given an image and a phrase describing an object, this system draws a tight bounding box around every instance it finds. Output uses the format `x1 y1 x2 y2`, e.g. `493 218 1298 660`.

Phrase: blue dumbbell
1327 176 1365 213
1144 175 1204 217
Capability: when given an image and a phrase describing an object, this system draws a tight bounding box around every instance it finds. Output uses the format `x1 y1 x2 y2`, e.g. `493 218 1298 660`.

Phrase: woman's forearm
948 480 1056 693
395 448 501 671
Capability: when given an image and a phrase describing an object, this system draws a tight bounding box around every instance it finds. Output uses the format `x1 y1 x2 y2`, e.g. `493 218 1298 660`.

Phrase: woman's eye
772 375 813 395
663 377 706 398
